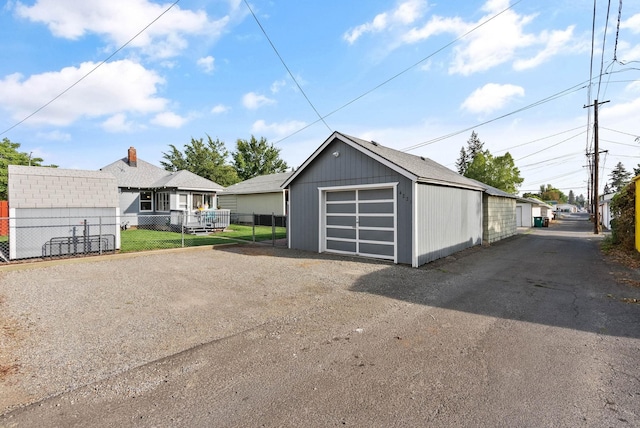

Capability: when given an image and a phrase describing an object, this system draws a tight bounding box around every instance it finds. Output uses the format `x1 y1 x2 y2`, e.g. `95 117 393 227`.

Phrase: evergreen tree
609 162 631 193
568 190 575 205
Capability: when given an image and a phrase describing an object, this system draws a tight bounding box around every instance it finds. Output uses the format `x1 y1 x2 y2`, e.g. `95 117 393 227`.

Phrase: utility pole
584 99 609 234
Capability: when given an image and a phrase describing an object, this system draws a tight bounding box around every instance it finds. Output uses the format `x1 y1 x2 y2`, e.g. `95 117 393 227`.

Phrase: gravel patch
0 244 394 414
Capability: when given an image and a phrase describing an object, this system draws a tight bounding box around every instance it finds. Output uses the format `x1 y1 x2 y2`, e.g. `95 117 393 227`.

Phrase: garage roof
282 131 484 191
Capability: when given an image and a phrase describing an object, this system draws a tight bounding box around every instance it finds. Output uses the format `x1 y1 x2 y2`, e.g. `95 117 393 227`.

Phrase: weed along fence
0 211 287 263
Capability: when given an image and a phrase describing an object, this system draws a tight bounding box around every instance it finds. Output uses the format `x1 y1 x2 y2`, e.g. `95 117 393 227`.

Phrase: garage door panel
327 203 356 214
327 228 356 239
326 191 356 201
359 188 393 200
359 242 394 257
326 240 357 252
327 216 356 227
359 229 394 242
359 216 394 228
359 202 393 213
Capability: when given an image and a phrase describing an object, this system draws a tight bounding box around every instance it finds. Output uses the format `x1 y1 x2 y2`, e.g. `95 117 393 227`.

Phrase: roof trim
282 131 417 188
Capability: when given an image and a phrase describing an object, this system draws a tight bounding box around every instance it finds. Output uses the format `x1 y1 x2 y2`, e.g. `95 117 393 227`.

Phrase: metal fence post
181 211 185 247
99 216 103 255
252 212 256 242
272 212 275 246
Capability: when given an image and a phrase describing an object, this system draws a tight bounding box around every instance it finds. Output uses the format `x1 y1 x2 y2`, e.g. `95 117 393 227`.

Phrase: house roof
101 157 223 192
282 131 484 191
516 197 554 208
468 178 517 198
223 171 293 195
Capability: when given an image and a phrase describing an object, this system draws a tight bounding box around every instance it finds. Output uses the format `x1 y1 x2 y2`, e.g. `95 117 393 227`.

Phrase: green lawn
120 224 286 253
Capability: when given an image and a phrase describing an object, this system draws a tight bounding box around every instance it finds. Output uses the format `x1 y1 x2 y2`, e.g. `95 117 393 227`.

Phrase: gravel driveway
0 244 393 413
1 216 639 426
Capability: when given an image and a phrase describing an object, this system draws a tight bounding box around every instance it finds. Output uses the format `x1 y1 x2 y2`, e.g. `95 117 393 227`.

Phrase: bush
610 181 635 250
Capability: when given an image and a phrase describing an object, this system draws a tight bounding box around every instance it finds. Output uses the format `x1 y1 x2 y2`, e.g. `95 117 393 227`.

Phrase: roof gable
283 131 483 191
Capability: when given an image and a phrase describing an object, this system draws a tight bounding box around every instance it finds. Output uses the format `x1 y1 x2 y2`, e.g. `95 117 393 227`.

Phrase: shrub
610 181 635 250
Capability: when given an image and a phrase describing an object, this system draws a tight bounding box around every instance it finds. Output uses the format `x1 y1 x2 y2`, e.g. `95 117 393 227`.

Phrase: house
599 193 615 230
7 165 120 260
100 147 228 231
516 197 553 227
469 179 517 244
218 171 292 224
282 131 485 267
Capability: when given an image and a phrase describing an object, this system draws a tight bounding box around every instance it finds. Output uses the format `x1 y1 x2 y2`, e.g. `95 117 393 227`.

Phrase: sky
1 0 639 198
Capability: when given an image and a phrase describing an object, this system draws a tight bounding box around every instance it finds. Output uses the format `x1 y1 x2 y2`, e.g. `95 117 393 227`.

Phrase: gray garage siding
416 184 483 265
289 139 414 264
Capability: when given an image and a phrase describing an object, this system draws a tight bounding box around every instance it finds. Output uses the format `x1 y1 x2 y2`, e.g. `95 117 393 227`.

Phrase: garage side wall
483 195 516 244
416 184 482 265
288 139 413 264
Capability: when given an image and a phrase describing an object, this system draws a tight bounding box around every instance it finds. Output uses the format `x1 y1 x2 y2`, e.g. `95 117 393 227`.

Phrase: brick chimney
128 147 137 167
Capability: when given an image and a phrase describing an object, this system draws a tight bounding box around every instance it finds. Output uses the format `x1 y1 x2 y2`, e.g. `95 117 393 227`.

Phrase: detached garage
283 132 485 267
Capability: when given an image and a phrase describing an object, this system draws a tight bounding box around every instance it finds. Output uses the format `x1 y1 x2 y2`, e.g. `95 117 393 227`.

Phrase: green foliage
232 135 288 181
455 131 484 175
455 131 523 194
609 181 635 250
609 162 632 193
537 184 568 203
160 135 240 187
575 194 586 208
568 190 575 204
0 137 48 200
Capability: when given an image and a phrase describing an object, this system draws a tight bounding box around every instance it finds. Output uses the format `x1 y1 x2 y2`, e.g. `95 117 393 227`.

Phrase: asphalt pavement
1 212 638 427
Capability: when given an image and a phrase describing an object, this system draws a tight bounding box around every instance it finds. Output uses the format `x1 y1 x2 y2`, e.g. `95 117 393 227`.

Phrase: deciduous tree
0 138 53 200
161 135 240 187
232 136 288 181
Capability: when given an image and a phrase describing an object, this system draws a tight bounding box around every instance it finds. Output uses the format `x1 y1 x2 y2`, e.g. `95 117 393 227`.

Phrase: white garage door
322 185 396 261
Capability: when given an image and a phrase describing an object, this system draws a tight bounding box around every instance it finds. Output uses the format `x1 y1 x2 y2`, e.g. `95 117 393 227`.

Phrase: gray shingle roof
101 157 223 191
284 131 484 191
224 171 292 195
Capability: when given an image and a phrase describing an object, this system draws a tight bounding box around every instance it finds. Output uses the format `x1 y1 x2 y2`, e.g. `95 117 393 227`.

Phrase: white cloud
14 0 239 59
343 0 427 44
514 26 575 71
102 113 136 133
449 9 538 75
150 111 188 128
251 119 307 136
35 130 71 141
620 13 640 33
242 92 275 110
0 59 167 126
461 83 524 115
211 104 230 114
197 56 215 73
270 79 286 93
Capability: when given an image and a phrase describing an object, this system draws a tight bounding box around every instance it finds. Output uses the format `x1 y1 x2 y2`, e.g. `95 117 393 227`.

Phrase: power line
242 0 332 132
273 0 524 145
0 0 182 136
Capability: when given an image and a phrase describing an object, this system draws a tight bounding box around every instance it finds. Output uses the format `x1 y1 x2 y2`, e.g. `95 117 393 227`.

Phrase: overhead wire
242 0 332 132
0 0 182 137
271 0 525 145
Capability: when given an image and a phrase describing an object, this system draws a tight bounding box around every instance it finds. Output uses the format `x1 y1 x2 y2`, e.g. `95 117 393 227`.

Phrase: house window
192 193 213 210
140 191 153 211
155 192 170 212
178 194 188 210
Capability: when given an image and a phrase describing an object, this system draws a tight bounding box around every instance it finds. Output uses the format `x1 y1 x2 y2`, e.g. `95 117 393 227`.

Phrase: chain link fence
0 211 287 263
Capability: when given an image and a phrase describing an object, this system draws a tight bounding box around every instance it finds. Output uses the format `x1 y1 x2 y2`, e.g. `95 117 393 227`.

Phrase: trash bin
534 216 543 227
543 218 549 227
